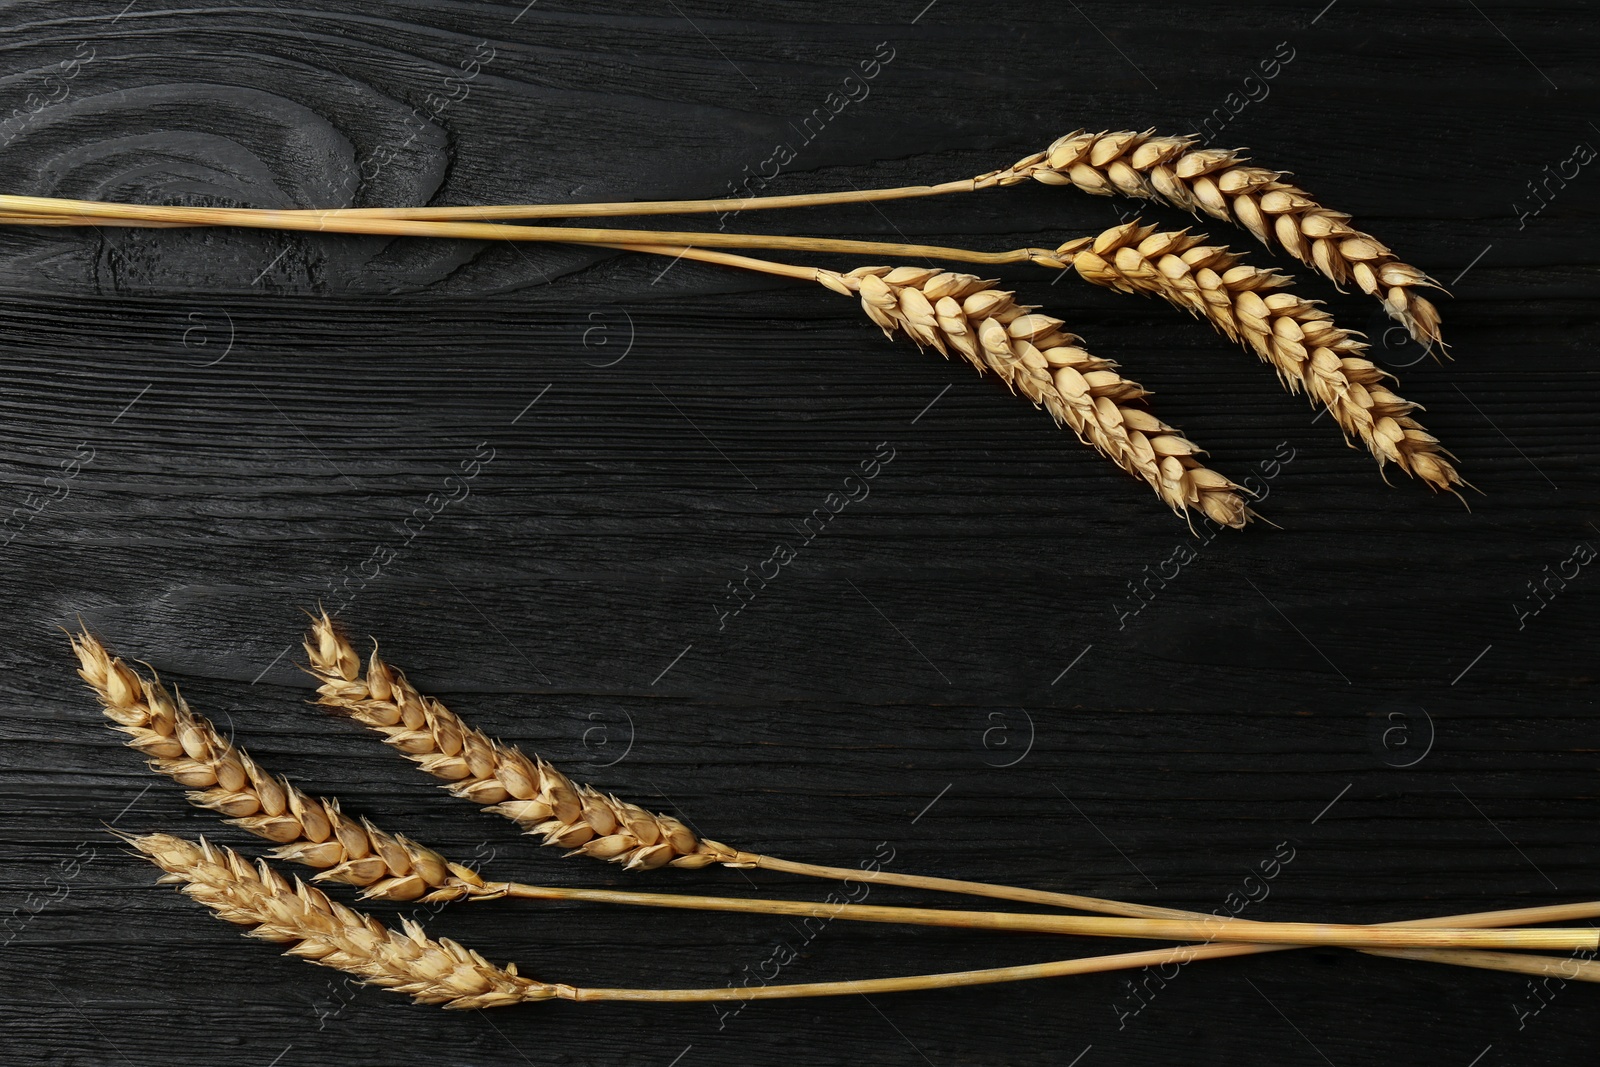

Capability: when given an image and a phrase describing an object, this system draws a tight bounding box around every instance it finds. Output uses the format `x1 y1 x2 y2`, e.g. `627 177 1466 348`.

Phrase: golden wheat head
125 833 550 1008
303 612 742 870
814 264 1253 529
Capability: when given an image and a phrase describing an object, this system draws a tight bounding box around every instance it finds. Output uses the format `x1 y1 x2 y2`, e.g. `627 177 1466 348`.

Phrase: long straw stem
745 855 1600 975
548 894 1600 1002
0 181 976 224
558 943 1253 1002
0 194 1059 268
490 881 1597 951
749 853 1191 919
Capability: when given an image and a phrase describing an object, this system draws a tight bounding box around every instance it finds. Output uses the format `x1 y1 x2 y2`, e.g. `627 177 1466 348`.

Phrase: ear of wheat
304 614 740 871
813 264 1251 528
1051 224 1464 495
72 629 482 902
125 833 551 1008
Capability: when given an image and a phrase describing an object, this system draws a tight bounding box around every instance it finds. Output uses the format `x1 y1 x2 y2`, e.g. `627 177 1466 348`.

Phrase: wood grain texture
1 1 1597 1064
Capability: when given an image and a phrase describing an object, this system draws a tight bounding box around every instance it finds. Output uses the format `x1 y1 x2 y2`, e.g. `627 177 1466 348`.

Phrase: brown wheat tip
72 629 483 902
978 130 1445 349
1051 223 1464 496
814 264 1252 529
303 612 742 871
124 832 551 1008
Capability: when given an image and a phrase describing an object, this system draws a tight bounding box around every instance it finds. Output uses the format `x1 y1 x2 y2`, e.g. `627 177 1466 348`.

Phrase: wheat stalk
0 193 1065 267
1050 223 1464 496
126 833 1600 1011
75 627 1600 991
125 833 552 1008
71 629 483 902
309 609 1275 908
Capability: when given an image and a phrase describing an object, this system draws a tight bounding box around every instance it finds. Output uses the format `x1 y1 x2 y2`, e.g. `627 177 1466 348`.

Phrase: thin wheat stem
79 623 1600 999
0 213 195 227
588 241 823 280
491 880 1600 950
1 179 978 223
560 939 1600 1001
749 853 1233 919
0 195 1061 267
562 945 1263 1002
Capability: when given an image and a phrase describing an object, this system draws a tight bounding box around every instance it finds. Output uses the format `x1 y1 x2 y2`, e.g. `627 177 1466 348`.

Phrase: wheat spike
980 130 1445 348
812 264 1251 529
72 629 481 902
303 612 739 870
1051 223 1464 496
125 833 551 1008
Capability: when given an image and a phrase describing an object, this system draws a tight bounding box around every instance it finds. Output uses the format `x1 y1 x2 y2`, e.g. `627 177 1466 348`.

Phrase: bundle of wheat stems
78 620 1600 1009
1 128 1464 525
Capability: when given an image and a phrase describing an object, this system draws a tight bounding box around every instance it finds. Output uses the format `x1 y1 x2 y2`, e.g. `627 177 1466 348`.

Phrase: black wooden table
2 2 1596 1064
